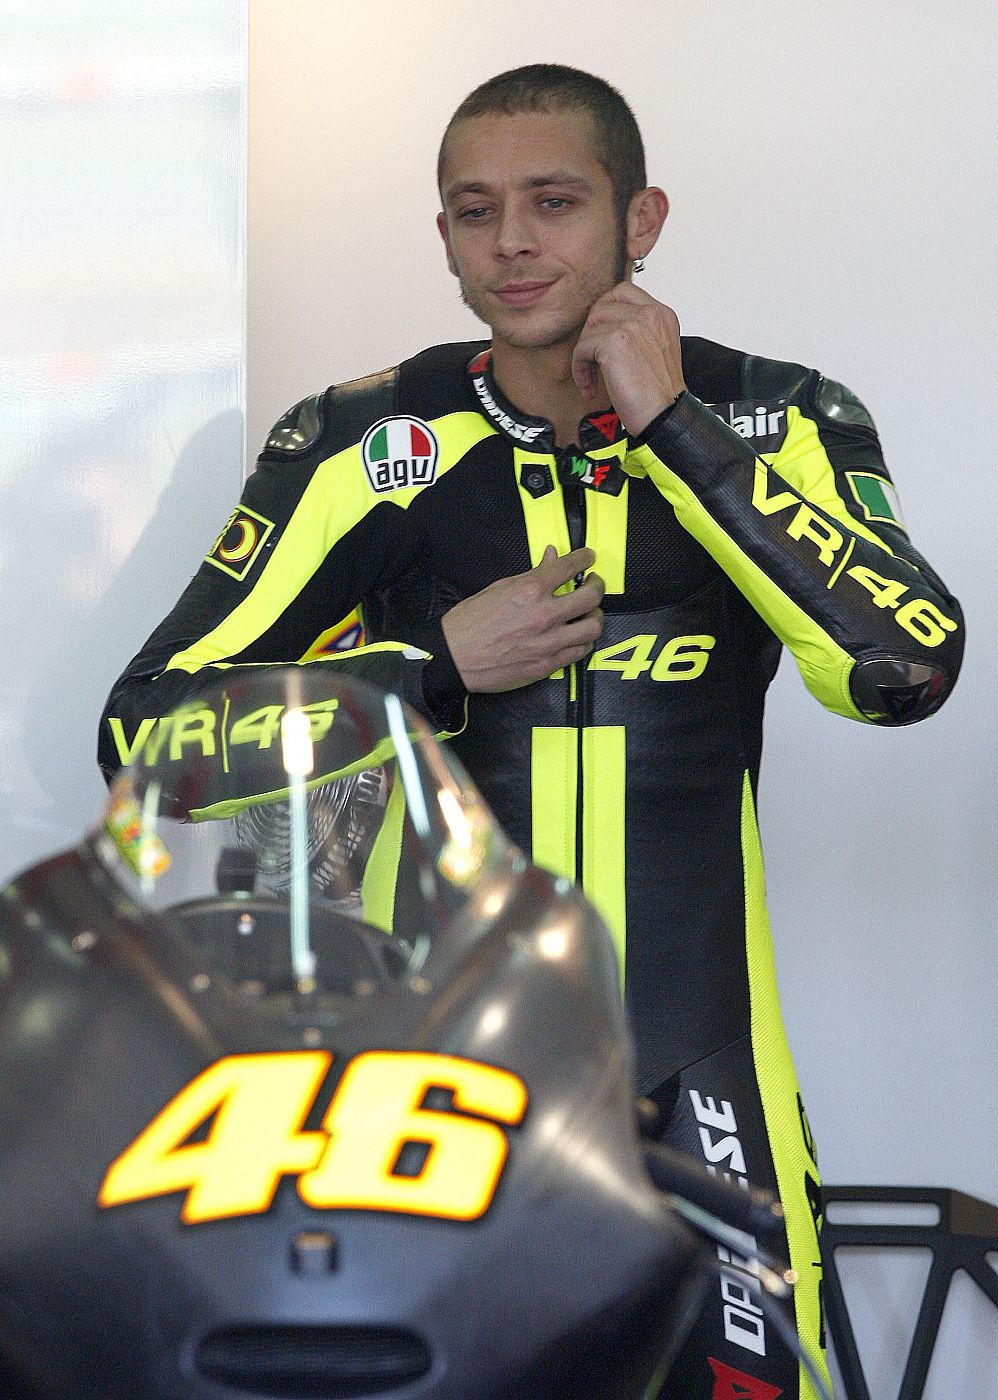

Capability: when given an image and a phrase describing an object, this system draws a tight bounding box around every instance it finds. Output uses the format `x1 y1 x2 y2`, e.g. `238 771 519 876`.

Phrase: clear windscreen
94 667 516 992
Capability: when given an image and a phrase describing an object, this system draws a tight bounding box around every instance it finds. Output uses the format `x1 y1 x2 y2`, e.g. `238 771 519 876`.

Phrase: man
100 65 964 1397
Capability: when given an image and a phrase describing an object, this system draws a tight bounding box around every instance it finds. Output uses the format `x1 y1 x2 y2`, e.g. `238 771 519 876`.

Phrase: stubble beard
457 281 578 351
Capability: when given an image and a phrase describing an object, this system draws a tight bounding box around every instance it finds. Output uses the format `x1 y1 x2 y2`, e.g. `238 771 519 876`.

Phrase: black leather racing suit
100 337 964 1397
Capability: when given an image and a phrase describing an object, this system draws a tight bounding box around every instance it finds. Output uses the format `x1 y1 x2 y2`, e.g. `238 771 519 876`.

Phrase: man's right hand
441 546 605 693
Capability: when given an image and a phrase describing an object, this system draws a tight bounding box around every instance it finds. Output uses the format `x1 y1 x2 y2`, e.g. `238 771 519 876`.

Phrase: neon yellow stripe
630 444 862 720
741 771 830 1399
161 642 468 742
513 441 628 595
581 726 626 990
188 734 404 822
309 641 427 663
514 447 573 682
219 690 230 774
513 447 572 582
167 412 493 675
306 649 468 739
360 766 406 934
826 535 855 591
530 727 576 881
774 407 895 553
583 442 628 595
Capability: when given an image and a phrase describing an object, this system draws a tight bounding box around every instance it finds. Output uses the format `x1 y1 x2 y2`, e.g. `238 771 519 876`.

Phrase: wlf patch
846 471 907 532
361 416 439 493
206 505 275 580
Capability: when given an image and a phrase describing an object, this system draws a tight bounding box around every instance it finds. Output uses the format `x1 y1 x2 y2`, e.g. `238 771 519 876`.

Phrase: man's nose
493 204 535 259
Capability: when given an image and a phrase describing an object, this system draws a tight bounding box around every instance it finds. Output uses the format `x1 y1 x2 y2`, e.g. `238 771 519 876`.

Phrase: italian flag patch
846 471 907 532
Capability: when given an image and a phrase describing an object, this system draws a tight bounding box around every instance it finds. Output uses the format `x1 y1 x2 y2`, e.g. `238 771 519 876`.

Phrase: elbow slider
849 656 952 725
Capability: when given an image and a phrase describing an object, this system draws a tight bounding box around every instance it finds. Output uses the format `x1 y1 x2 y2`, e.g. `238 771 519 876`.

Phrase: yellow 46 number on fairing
98 1051 528 1225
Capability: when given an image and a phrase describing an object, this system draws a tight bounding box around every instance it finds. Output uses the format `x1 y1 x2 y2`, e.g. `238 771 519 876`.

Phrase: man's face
437 108 628 353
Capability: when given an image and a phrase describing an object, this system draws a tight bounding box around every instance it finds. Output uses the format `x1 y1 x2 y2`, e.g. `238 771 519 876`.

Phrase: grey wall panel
0 1 246 879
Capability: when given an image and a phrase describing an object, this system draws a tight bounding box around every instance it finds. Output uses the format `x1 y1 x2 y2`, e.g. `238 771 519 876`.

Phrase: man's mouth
493 280 556 308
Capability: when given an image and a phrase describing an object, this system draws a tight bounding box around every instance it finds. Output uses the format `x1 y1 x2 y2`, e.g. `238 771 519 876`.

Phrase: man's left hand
571 283 686 437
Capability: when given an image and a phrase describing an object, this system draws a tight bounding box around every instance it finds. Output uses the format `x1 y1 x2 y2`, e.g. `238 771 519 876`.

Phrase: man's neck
490 339 610 449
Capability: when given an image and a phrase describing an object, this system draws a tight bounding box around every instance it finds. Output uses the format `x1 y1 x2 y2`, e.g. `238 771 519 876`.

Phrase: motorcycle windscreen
96 667 516 995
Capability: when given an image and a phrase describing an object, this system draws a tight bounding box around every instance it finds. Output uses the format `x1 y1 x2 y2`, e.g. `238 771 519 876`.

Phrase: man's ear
437 211 459 277
625 187 670 264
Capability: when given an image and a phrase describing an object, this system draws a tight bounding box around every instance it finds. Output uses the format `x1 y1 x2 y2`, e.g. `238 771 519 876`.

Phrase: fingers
592 281 674 315
530 548 604 627
533 545 595 589
601 281 651 305
556 607 605 645
571 341 599 398
549 611 605 669
564 571 604 614
572 285 683 403
572 310 640 397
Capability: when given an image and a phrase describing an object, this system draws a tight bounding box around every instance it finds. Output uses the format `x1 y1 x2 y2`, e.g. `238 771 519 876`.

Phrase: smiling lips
493 280 556 307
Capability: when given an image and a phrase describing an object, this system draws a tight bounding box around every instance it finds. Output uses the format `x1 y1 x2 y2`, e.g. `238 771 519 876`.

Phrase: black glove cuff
418 619 467 731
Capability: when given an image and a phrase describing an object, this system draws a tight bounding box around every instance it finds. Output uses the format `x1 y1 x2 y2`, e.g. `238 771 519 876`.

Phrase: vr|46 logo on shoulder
98 1051 527 1225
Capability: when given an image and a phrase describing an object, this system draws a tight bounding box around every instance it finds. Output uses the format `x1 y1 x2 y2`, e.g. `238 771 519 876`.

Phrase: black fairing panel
0 846 706 1400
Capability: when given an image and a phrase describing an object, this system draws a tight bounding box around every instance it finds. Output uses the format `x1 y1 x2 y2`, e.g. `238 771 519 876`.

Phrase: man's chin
460 289 580 351
485 312 580 352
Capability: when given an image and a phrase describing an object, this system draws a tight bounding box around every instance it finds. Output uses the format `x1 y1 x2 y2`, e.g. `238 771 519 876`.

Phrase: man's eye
459 206 491 221
541 197 572 211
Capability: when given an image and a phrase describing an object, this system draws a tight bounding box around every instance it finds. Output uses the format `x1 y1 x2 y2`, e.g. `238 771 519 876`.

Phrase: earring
633 257 646 274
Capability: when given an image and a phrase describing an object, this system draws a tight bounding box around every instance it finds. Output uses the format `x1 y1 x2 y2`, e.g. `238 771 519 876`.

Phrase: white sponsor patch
361 416 439 493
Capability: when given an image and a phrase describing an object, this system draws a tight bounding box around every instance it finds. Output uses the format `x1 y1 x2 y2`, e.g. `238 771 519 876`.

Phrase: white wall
0 0 247 879
248 2 996 1389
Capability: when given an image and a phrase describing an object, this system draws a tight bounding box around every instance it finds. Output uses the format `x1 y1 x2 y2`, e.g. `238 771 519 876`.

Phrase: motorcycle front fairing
0 669 707 1400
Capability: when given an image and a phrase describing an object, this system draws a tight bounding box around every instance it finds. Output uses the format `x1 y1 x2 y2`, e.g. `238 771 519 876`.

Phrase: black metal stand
820 1185 998 1400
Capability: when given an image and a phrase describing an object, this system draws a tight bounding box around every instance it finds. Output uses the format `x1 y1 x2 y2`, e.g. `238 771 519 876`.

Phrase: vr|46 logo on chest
362 416 439 492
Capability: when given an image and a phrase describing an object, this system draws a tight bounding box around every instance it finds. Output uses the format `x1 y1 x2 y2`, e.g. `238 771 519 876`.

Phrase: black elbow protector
849 656 952 725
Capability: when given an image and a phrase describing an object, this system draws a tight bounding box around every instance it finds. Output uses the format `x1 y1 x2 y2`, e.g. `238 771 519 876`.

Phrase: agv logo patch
206 506 275 580
361 416 439 493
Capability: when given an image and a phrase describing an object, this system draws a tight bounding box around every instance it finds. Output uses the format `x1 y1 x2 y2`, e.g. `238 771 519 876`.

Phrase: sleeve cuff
417 619 468 733
630 392 758 494
629 389 689 447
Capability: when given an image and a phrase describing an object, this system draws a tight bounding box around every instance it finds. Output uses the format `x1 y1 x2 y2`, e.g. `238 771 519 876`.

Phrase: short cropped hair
438 64 647 226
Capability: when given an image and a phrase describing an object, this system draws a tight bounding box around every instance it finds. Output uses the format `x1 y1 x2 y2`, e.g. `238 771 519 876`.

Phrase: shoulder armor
263 393 326 456
327 366 398 447
741 353 811 403
680 336 811 405
260 366 399 464
811 376 878 434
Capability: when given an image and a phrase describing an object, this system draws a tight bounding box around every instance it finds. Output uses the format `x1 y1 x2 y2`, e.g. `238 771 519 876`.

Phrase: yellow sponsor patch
206 506 275 580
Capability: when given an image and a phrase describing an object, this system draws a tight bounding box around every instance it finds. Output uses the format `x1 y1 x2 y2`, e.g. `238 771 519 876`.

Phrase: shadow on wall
4 409 244 871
